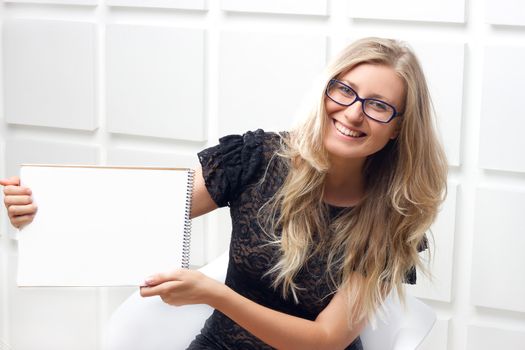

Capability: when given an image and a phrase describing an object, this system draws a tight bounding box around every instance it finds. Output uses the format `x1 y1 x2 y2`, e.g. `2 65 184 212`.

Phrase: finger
4 195 33 207
8 204 38 218
140 281 181 297
10 214 36 229
144 269 184 286
3 185 31 196
0 176 20 187
140 285 160 297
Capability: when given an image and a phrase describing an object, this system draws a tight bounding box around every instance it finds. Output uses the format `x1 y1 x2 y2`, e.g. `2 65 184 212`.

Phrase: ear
389 118 402 140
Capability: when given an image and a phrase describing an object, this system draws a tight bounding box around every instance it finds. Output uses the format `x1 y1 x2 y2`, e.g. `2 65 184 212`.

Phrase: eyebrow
340 79 394 104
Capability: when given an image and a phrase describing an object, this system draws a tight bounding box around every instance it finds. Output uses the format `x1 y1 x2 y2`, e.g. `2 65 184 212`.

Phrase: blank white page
17 165 192 287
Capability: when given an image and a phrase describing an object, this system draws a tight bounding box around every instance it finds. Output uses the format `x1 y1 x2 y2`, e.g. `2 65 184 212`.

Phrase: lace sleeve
197 129 266 207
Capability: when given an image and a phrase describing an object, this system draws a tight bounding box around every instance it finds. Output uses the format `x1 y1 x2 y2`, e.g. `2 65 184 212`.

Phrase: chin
323 138 365 161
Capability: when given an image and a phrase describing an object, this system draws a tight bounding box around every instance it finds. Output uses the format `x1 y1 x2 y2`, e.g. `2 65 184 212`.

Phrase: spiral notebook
16 164 195 287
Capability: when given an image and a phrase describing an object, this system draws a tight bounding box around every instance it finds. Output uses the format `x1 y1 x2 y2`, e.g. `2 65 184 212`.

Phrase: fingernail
145 276 155 285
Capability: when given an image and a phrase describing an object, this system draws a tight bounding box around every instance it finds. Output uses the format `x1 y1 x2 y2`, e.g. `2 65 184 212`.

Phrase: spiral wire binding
181 169 195 269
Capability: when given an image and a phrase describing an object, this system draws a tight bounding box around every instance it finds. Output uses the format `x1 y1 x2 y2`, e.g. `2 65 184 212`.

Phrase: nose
343 100 365 123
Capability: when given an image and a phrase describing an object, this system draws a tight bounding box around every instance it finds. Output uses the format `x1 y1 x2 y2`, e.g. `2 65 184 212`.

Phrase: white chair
105 250 436 350
360 290 436 350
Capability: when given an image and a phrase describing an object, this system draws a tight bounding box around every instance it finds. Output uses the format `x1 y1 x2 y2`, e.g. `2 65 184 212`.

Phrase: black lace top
187 129 418 350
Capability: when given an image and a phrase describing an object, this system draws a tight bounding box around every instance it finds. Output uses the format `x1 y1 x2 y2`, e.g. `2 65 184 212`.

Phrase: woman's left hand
139 269 224 306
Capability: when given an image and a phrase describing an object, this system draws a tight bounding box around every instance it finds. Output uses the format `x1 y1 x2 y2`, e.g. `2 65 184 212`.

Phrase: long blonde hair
259 37 448 326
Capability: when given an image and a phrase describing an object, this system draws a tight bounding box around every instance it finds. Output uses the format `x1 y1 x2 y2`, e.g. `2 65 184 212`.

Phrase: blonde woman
1 37 447 350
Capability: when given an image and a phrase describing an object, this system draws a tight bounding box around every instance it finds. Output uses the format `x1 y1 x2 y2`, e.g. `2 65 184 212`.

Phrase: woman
1 37 447 349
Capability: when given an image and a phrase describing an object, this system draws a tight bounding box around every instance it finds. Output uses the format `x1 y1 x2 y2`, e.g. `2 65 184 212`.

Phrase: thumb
0 176 20 187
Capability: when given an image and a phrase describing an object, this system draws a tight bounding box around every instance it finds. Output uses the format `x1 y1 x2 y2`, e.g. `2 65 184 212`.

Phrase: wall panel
347 0 465 23
5 0 96 4
419 318 450 350
218 31 327 135
471 187 525 312
107 0 207 10
221 0 328 16
467 326 525 350
106 24 206 142
486 0 525 26
3 20 97 131
479 45 525 173
410 42 464 166
406 183 458 302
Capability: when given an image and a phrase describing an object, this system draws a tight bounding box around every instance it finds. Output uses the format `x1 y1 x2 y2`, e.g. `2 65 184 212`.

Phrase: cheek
324 98 340 114
389 120 401 139
380 121 399 139
370 124 397 147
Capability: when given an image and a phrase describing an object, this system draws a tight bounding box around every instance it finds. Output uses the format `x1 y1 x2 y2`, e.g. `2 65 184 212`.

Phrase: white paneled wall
106 24 206 141
471 188 525 313
106 0 206 10
486 0 525 26
5 0 97 6
218 31 327 135
420 319 451 350
221 0 328 16
406 182 458 303
1 0 525 349
347 0 465 23
4 19 98 131
466 326 525 350
479 45 525 173
410 42 465 166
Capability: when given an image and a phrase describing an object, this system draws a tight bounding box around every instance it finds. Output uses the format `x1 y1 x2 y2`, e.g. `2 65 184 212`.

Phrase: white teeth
334 121 364 138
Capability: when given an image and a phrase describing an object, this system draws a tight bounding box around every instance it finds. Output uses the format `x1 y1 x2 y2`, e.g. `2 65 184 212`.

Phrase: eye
336 84 355 97
367 100 389 112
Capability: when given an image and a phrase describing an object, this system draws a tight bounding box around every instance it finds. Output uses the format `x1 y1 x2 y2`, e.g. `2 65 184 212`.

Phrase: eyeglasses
325 79 399 123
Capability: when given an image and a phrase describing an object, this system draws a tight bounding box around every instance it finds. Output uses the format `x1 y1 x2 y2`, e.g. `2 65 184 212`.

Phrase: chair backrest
105 249 435 350
360 291 436 350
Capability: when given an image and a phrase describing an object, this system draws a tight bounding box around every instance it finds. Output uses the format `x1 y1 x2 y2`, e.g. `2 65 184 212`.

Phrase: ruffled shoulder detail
403 266 418 285
403 235 429 285
198 129 270 207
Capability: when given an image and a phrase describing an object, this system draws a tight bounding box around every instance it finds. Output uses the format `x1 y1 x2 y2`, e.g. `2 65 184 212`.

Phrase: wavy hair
259 37 448 326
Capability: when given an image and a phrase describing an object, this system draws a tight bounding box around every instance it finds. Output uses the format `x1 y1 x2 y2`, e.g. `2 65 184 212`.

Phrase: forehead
338 63 405 105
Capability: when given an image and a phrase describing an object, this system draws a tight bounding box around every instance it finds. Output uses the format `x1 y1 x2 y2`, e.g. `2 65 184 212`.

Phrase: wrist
207 280 231 309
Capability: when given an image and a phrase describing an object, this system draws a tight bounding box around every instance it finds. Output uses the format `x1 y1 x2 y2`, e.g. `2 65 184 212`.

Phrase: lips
333 119 367 138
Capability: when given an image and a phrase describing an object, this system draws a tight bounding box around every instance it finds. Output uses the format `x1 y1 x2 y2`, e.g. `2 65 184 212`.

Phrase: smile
333 120 366 138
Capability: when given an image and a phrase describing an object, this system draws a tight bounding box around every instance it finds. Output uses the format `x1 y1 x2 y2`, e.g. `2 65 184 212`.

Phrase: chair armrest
104 249 229 350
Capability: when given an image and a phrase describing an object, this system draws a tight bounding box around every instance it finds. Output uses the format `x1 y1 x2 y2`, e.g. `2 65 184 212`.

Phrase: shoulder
197 129 287 207
203 129 284 159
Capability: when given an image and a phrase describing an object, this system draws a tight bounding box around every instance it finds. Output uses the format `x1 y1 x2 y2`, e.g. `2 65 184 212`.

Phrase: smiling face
323 63 406 164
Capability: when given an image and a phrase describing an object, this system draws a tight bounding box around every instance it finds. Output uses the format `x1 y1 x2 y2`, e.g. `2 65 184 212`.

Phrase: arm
213 281 366 350
141 269 367 350
190 165 218 219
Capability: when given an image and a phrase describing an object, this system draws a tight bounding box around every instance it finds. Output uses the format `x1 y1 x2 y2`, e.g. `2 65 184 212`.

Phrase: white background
1 0 525 349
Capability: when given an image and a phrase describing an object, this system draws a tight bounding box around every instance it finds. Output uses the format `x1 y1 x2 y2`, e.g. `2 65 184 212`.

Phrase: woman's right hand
0 176 37 229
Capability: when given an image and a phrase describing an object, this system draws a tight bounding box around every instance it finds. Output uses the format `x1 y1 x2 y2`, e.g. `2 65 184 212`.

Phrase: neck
323 156 366 207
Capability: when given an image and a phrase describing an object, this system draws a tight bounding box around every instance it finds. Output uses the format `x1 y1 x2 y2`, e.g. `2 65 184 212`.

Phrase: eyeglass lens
327 80 395 122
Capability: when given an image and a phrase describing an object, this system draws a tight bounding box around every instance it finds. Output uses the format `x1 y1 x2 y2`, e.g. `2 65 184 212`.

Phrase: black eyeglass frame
325 79 400 124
